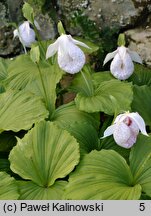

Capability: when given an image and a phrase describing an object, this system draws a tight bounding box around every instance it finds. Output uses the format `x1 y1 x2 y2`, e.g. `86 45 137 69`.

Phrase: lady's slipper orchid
13 21 36 53
103 46 142 80
102 112 148 149
46 34 90 74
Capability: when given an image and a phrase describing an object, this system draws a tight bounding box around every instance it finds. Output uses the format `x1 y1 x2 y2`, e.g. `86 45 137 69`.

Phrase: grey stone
0 0 23 56
58 0 151 32
125 28 151 67
35 14 56 40
0 25 21 57
0 1 9 25
7 0 24 23
0 0 56 57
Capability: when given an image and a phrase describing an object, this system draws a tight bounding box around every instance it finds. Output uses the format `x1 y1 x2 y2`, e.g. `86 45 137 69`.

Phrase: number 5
139 203 145 211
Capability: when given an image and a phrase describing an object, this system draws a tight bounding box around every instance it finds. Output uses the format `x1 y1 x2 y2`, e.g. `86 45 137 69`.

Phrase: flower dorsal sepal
102 112 148 149
117 33 126 47
57 21 66 35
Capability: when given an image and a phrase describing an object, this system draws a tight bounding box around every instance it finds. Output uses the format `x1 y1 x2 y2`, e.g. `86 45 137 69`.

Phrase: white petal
20 29 36 47
119 134 137 149
110 52 134 80
58 42 85 74
57 35 86 74
101 124 116 139
128 112 148 136
18 21 36 47
117 46 127 58
129 119 139 136
69 36 90 49
113 122 131 146
46 40 59 59
128 50 142 64
103 50 118 65
114 113 127 123
19 21 30 35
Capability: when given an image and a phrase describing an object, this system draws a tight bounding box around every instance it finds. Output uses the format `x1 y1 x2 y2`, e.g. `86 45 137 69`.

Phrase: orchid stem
36 63 49 111
33 24 46 59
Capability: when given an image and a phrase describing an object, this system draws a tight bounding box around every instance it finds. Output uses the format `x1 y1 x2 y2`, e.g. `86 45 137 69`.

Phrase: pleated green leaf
0 57 9 81
132 85 151 126
0 90 48 132
0 172 19 200
69 65 94 96
26 64 64 115
5 55 37 90
62 122 99 157
5 55 64 115
100 136 130 162
65 150 141 200
51 101 100 130
75 80 133 114
92 71 114 84
130 135 151 196
0 131 16 153
18 180 67 200
9 121 80 187
0 159 10 173
128 64 151 86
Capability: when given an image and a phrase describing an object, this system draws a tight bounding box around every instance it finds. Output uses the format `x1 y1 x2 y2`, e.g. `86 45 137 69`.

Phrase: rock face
35 14 56 40
0 25 21 57
0 0 56 57
58 0 151 31
0 0 23 57
58 0 151 67
125 28 151 67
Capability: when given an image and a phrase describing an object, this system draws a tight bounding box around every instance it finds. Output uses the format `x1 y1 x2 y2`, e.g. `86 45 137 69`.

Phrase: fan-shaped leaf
62 122 99 157
128 64 151 86
0 159 10 173
51 102 99 130
69 65 94 95
27 64 63 115
130 135 151 196
0 131 17 152
92 71 114 84
75 80 133 114
100 136 130 162
18 180 67 200
132 85 151 126
5 55 64 115
65 150 141 200
0 57 9 81
0 172 19 200
5 55 37 90
9 121 80 187
0 90 48 132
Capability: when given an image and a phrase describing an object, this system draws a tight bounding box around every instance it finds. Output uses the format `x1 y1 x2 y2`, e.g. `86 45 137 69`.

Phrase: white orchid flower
13 21 36 53
102 112 148 149
46 34 90 74
103 46 142 80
